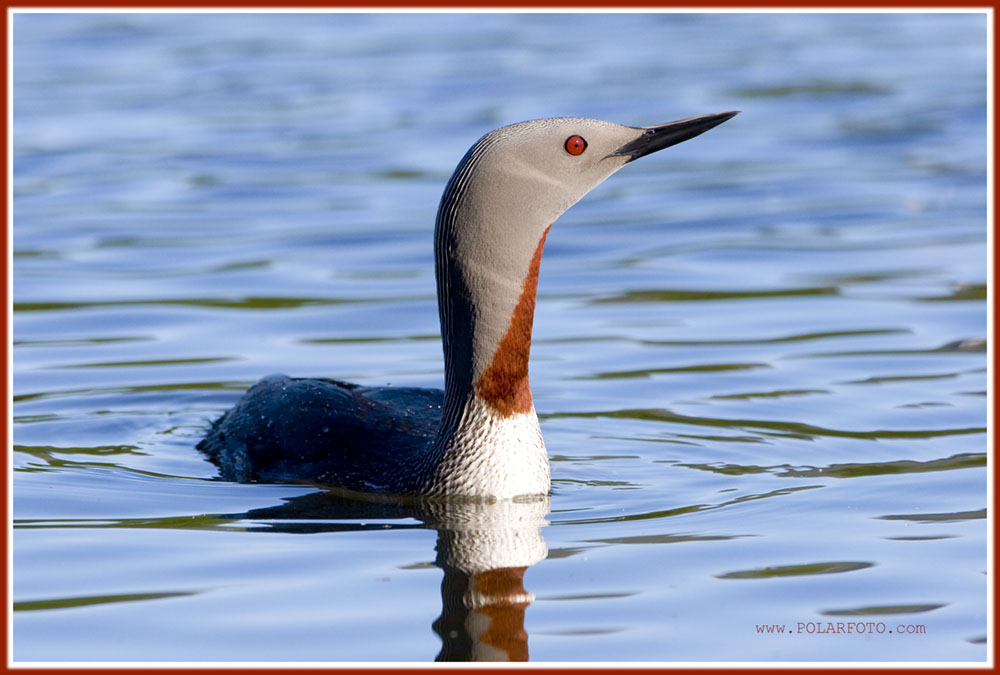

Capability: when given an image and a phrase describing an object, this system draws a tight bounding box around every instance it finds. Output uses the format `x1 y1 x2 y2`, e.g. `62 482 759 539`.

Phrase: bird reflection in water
227 491 549 662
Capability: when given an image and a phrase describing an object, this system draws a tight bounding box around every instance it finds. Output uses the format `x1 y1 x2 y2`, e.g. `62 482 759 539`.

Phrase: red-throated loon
198 111 739 499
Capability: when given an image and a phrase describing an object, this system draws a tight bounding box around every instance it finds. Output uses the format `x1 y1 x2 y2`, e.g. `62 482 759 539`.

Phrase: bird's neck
435 221 549 421
428 206 551 497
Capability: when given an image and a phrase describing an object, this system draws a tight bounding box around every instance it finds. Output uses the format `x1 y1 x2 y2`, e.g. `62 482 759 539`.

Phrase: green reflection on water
547 408 986 441
822 604 947 616
878 509 986 523
13 296 360 312
679 452 986 479
732 80 891 98
591 286 839 304
14 591 199 612
718 561 874 580
585 362 770 380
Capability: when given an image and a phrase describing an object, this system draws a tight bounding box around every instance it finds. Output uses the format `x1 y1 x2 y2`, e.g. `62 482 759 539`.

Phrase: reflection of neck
434 566 532 662
427 196 552 497
427 497 549 662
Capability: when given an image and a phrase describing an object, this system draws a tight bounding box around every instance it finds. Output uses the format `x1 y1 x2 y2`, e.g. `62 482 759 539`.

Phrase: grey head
437 111 739 246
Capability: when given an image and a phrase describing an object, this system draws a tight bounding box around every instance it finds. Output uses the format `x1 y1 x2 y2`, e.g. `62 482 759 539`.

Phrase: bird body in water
198 111 738 499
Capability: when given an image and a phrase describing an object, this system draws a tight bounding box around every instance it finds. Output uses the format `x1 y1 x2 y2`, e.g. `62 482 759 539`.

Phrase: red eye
564 135 587 156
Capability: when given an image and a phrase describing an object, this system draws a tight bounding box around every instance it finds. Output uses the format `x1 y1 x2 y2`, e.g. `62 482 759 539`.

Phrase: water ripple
548 408 986 441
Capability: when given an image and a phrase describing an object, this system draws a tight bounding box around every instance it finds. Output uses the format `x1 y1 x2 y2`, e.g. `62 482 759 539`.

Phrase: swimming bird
198 111 738 499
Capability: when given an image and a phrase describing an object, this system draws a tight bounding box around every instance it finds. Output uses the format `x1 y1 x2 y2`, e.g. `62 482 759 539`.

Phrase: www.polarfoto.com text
756 622 927 635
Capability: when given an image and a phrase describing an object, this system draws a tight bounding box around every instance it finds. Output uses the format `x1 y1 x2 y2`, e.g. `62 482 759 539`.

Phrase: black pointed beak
609 110 740 163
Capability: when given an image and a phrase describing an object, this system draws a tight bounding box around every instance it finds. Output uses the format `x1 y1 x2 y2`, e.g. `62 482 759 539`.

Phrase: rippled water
12 11 989 662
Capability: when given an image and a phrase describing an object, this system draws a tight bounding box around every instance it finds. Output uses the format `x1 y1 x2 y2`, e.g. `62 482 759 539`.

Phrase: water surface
12 11 989 662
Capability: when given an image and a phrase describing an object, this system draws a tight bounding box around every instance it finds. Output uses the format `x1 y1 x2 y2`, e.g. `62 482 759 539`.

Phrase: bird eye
564 135 587 156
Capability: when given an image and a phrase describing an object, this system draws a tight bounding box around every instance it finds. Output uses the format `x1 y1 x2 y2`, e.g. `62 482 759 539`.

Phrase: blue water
12 11 989 662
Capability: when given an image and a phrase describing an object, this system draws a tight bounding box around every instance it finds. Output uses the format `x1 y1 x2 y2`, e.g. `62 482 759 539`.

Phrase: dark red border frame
1 5 994 674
